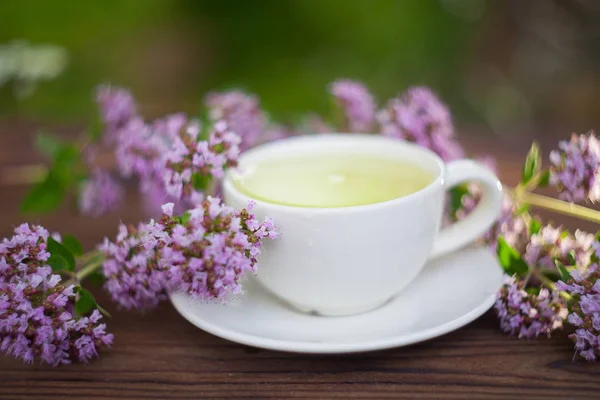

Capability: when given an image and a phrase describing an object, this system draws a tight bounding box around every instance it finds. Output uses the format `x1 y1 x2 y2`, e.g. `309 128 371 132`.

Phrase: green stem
76 261 100 281
77 249 102 267
530 267 572 301
531 267 557 291
558 291 573 302
510 189 600 225
63 250 105 286
76 256 105 281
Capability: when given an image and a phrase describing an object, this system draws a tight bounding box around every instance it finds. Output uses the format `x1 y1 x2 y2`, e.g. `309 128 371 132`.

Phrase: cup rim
223 133 446 213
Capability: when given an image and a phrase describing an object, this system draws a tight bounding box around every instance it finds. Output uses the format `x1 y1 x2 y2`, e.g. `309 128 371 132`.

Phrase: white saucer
169 246 503 354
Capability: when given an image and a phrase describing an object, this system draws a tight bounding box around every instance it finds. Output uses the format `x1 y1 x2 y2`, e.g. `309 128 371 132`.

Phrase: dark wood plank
1 119 599 399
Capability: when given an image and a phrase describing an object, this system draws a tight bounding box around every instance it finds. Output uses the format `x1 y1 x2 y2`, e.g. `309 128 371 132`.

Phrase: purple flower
115 112 240 204
114 117 163 180
304 114 334 134
111 112 237 213
329 80 376 133
96 85 137 143
455 155 500 223
478 193 528 252
524 225 593 270
139 178 205 218
69 310 113 363
100 222 171 311
550 131 600 203
205 90 267 151
558 264 600 361
101 197 278 311
0 224 113 365
79 169 124 217
163 119 240 200
495 275 568 338
377 86 464 161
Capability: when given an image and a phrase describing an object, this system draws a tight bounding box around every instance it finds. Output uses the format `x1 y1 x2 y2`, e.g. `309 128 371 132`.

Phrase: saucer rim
169 289 497 354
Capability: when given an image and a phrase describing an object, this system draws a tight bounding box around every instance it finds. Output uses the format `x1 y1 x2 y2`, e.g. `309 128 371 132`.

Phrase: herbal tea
231 153 433 207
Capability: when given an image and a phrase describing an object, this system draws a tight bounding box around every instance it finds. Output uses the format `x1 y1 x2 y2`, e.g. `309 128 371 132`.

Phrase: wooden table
1 121 599 399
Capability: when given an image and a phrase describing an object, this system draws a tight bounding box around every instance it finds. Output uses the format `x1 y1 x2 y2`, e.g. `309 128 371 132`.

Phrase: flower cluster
495 276 568 338
99 221 171 311
324 81 463 162
329 80 376 133
162 119 240 200
0 224 113 365
78 169 123 217
557 265 600 361
112 116 158 180
100 198 278 311
95 88 243 216
525 226 594 270
484 195 528 251
205 90 267 151
96 85 137 144
377 87 463 162
550 132 600 203
114 115 234 205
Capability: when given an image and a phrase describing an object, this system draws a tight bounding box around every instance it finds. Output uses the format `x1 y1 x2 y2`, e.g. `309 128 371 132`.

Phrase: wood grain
1 120 599 399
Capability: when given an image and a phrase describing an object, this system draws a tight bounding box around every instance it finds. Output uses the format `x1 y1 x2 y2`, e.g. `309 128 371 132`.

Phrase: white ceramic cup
223 134 503 316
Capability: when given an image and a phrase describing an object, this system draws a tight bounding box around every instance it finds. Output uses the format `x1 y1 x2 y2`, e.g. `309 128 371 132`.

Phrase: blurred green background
2 0 600 140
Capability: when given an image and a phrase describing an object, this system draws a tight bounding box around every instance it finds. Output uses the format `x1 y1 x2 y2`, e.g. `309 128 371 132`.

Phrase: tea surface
231 153 434 208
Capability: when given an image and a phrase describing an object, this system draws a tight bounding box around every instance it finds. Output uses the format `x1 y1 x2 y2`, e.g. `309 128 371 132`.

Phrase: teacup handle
429 159 503 259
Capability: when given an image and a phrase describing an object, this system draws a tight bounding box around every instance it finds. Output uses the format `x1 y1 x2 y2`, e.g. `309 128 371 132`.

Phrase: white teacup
223 134 503 316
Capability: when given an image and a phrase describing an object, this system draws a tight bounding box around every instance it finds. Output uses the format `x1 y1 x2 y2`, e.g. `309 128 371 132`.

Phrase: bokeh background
2 0 600 146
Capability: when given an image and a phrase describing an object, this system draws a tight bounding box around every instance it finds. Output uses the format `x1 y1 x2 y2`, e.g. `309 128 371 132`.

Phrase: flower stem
78 249 103 266
531 267 572 301
531 267 557 291
510 189 600 225
76 251 105 281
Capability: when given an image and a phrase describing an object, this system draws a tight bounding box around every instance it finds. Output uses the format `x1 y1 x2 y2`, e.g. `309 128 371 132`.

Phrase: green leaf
556 261 572 282
52 144 79 186
47 237 76 271
449 184 470 217
521 142 541 185
192 173 212 192
35 131 62 158
62 234 83 256
529 218 542 235
198 113 211 142
47 254 69 272
567 251 576 266
538 170 550 187
516 204 530 215
21 140 81 214
85 270 106 286
542 270 561 282
75 287 97 315
174 211 192 225
20 174 67 214
526 287 541 296
594 231 600 263
497 237 529 276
